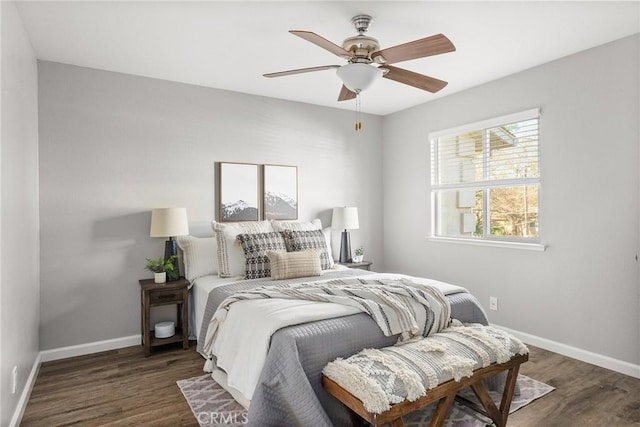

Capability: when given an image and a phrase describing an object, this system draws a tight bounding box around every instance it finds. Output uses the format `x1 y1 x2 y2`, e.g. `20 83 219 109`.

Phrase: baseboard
495 324 640 379
9 352 41 427
40 334 141 362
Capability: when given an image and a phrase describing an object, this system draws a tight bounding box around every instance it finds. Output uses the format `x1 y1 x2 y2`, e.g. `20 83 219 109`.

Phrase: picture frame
218 162 260 222
263 164 298 220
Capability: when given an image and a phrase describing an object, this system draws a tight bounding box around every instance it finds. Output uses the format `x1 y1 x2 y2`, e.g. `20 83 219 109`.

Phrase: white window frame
429 109 546 251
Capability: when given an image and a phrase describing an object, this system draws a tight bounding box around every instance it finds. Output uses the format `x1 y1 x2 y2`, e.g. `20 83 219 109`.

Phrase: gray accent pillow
237 232 287 279
282 229 332 270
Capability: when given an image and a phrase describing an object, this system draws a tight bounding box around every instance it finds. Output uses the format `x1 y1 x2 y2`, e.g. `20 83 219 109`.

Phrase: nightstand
139 277 189 356
338 261 373 271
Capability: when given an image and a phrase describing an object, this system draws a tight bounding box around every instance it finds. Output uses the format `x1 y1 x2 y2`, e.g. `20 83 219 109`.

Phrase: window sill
427 236 546 251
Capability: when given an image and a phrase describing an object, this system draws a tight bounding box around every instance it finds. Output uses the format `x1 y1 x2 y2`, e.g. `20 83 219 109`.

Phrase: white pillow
176 235 218 282
271 218 322 232
211 220 274 278
322 227 334 265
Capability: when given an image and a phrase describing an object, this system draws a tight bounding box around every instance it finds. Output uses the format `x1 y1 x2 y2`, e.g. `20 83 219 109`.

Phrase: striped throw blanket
203 278 451 362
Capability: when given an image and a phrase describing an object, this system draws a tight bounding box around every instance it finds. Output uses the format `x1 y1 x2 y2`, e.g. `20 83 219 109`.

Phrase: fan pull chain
355 93 362 131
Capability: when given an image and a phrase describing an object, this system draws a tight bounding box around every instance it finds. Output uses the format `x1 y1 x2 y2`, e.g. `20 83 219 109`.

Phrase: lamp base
339 230 352 264
164 238 180 281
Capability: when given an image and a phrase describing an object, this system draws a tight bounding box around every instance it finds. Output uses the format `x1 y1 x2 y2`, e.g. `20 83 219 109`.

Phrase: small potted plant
353 246 364 263
145 256 177 284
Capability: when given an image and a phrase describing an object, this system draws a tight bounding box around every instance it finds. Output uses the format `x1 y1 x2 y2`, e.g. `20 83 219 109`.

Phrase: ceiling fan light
336 63 382 93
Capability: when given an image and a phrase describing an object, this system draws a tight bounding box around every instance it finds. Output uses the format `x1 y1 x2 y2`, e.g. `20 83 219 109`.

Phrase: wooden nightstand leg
181 288 189 349
144 292 151 357
140 292 144 347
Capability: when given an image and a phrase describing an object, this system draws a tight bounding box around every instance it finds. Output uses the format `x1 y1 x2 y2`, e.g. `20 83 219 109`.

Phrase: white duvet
209 272 467 402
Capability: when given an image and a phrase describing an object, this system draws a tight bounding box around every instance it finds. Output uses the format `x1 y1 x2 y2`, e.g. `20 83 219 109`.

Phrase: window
430 109 541 246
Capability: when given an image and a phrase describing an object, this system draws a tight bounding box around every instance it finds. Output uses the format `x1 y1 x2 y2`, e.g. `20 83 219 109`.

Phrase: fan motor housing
342 35 380 63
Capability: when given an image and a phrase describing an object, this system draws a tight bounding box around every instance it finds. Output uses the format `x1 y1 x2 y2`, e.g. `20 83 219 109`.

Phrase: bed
178 220 489 427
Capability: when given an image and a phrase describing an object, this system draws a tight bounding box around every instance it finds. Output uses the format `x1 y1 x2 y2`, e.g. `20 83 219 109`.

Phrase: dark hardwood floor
21 343 640 426
22 342 203 426
512 346 640 427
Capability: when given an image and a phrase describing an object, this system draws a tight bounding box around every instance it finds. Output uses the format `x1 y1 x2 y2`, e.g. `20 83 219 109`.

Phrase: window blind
431 109 540 188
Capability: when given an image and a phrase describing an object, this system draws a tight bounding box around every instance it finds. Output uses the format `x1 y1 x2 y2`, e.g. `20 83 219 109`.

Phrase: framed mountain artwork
263 164 298 220
218 162 260 222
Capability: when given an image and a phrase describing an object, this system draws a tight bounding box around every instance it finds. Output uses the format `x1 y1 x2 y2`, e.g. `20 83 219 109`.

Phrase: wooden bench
322 325 529 427
323 353 528 427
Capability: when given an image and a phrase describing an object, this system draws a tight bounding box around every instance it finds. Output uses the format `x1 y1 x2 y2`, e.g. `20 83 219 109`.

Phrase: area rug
178 374 554 427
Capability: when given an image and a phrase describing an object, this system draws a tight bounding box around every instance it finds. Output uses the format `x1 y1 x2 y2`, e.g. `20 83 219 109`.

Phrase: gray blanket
197 270 489 427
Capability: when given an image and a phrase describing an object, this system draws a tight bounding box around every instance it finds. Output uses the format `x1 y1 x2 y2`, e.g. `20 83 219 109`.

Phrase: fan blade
337 85 357 101
290 31 353 59
380 65 448 93
263 65 340 78
372 34 455 65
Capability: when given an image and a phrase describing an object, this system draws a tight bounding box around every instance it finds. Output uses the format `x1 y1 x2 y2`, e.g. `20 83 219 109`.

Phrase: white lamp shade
332 207 359 230
336 63 382 93
150 208 189 237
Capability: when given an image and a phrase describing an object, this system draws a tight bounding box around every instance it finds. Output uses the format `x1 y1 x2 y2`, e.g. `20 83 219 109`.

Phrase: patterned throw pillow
211 220 274 278
236 232 287 279
282 229 332 270
267 250 322 280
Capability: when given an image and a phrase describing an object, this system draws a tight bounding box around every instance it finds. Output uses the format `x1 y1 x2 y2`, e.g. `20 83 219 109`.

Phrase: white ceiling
15 1 640 115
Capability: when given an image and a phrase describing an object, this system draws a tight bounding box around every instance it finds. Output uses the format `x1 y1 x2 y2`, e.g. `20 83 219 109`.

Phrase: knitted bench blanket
322 323 529 414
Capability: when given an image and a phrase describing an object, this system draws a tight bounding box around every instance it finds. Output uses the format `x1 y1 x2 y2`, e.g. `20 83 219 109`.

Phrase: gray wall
0 2 40 424
37 61 384 350
382 35 639 365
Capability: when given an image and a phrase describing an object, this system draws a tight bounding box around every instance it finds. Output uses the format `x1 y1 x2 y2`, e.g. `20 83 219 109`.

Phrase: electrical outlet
11 366 18 394
489 296 498 311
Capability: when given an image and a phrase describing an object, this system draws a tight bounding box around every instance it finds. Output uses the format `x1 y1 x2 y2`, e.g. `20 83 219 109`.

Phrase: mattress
192 274 235 340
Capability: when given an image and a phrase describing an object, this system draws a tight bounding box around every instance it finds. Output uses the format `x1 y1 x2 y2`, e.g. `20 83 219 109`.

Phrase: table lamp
332 206 359 263
150 208 189 281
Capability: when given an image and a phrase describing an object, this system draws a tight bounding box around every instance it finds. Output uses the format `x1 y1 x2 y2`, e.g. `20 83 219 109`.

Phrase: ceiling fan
264 14 456 102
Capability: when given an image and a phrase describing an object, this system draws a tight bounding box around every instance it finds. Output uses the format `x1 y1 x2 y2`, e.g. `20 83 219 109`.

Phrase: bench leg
469 364 521 427
470 382 503 427
499 364 521 421
429 393 456 427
